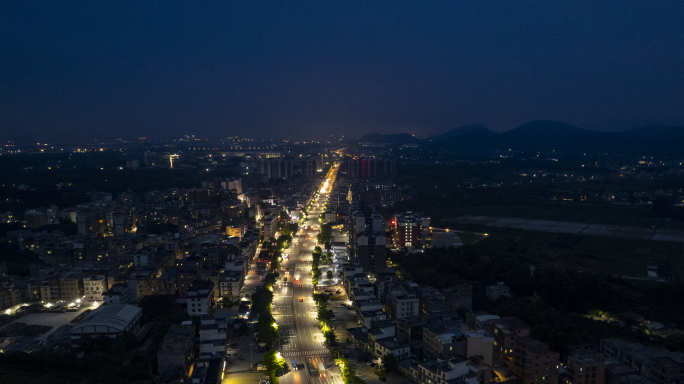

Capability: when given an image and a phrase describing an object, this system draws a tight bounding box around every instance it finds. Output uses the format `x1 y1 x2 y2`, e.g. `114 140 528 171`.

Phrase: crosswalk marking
280 349 330 357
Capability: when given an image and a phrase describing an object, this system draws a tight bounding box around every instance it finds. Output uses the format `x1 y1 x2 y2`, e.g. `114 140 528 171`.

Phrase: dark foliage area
392 238 684 355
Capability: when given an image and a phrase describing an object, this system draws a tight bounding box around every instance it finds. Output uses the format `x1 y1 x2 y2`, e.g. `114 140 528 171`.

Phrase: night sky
1 1 683 142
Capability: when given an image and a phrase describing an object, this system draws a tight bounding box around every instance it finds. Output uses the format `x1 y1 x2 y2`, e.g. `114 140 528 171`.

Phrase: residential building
423 321 465 359
258 158 293 179
566 347 605 384
485 317 530 365
601 339 684 384
157 322 196 379
385 282 420 320
264 213 278 239
512 337 559 384
128 270 158 303
0 286 22 310
198 315 226 354
375 338 411 360
102 283 131 304
187 280 215 316
486 283 511 300
76 209 107 237
464 329 495 366
392 211 422 248
408 356 470 384
442 285 473 312
59 275 83 302
83 275 107 302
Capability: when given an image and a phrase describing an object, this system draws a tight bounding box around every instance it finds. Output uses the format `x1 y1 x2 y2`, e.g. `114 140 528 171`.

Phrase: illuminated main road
276 165 340 384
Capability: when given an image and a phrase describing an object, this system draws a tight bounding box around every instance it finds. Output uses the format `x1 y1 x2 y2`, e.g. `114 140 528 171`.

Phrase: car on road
379 377 387 381
336 305 345 308
292 360 298 370
300 298 304 302
230 343 238 348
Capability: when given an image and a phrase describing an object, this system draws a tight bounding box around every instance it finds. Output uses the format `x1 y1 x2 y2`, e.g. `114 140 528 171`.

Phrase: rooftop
71 304 141 333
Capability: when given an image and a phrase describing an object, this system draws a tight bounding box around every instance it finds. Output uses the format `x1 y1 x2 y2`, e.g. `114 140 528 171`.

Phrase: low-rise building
102 283 131 304
409 356 470 384
375 338 411 360
485 283 511 300
601 339 684 384
70 303 142 341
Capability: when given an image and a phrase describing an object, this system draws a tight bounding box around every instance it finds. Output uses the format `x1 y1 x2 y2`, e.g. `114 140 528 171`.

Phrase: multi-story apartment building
424 320 465 359
392 211 422 248
512 337 559 384
157 322 196 379
442 285 474 312
40 277 61 302
346 157 396 179
128 270 158 303
485 317 530 365
76 209 107 237
408 356 470 384
187 280 215 316
0 286 22 310
198 315 226 354
566 347 605 384
258 158 293 179
462 329 495 366
176 268 198 299
385 282 420 320
59 275 83 302
397 315 437 347
264 213 278 239
219 271 243 298
102 283 131 304
83 275 107 302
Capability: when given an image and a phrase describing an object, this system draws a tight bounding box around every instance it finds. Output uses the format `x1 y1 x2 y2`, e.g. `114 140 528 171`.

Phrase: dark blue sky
1 1 683 141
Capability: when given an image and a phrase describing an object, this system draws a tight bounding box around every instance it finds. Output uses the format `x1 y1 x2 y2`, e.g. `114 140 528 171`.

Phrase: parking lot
2 306 91 341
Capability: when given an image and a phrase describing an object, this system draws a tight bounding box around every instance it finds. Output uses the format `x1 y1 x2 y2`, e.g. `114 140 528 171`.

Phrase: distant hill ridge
357 120 684 155
358 133 420 144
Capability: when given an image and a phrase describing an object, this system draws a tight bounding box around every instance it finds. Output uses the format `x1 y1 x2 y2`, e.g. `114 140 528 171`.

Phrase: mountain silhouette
402 120 684 155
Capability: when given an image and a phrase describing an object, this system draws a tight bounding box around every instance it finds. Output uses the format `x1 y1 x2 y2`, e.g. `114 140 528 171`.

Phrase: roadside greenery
263 349 286 384
313 289 336 346
317 223 333 246
335 356 365 384
252 282 279 348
